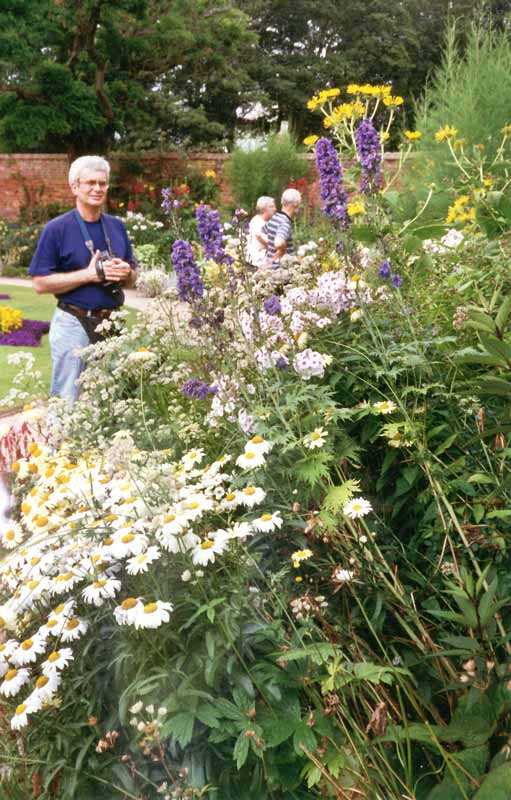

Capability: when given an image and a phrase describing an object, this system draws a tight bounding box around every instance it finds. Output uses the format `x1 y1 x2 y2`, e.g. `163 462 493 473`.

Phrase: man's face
262 200 276 220
71 169 109 207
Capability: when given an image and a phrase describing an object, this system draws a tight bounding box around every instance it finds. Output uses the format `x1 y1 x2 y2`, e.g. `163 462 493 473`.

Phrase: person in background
29 155 137 402
246 195 276 266
265 188 301 266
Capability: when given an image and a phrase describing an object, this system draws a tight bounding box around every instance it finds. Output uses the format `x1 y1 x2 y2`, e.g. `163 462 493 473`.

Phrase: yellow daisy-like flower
383 95 404 107
291 548 313 568
303 135 319 147
446 194 475 225
501 124 511 136
347 199 365 216
435 125 458 142
380 131 390 142
204 170 216 179
404 130 421 140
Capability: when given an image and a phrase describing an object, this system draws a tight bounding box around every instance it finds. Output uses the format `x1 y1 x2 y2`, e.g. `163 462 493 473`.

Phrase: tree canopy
1 0 510 154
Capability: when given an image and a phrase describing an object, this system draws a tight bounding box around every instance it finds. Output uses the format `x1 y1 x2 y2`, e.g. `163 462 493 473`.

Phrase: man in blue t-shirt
29 155 137 402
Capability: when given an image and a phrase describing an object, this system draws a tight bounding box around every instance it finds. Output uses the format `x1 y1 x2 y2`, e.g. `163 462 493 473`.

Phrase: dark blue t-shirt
29 210 137 309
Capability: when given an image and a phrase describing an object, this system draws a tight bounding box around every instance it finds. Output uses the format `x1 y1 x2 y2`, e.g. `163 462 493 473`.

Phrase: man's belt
57 301 117 320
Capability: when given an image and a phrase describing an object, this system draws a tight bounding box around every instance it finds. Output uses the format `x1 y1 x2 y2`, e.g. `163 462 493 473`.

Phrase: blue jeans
48 307 90 402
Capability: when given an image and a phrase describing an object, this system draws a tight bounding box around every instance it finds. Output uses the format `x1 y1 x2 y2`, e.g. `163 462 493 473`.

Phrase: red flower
134 182 144 194
297 178 308 188
127 200 135 211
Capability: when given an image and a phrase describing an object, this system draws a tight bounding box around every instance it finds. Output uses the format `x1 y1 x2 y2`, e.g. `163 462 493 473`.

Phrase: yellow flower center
244 487 256 495
121 597 137 610
187 501 199 510
48 652 60 663
93 579 107 589
35 676 49 689
5 669 18 681
164 514 176 523
251 436 263 444
245 452 255 459
103 537 113 546
47 619 58 629
144 602 157 614
260 514 273 521
20 639 33 651
65 619 79 630
225 493 236 501
121 533 135 543
15 703 27 715
311 432 321 441
5 530 15 541
28 580 39 590
201 540 214 550
54 604 65 615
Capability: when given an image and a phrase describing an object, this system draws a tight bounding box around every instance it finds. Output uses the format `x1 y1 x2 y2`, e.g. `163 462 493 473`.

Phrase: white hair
255 195 275 213
281 188 301 207
68 155 111 186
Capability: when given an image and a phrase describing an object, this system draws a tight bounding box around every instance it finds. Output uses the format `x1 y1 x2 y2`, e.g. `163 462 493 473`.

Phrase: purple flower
181 379 216 400
263 295 281 315
196 203 233 265
315 138 350 229
231 208 248 227
355 120 383 194
161 187 179 214
171 240 204 303
379 261 391 279
276 357 289 370
0 319 49 347
391 274 403 288
0 294 11 300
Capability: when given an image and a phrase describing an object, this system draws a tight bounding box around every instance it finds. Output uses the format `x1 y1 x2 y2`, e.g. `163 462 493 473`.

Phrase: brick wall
0 151 403 221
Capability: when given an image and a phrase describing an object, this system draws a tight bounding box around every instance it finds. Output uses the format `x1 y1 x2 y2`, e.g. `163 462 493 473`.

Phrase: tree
0 0 255 154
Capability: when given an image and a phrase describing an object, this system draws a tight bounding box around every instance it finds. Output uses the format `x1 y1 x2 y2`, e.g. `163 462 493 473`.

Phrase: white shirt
246 215 267 266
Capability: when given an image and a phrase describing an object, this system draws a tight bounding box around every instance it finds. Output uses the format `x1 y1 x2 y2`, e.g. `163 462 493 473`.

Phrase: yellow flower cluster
303 135 319 147
435 125 458 142
0 306 23 334
323 101 365 128
446 195 476 224
204 170 217 179
383 95 404 107
347 199 365 216
307 88 341 110
347 83 392 97
404 130 421 141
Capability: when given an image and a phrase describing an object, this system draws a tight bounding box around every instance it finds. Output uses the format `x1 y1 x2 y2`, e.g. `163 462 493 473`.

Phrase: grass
0 282 54 408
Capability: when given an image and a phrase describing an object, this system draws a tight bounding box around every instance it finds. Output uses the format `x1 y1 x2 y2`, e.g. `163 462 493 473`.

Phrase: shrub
226 133 310 212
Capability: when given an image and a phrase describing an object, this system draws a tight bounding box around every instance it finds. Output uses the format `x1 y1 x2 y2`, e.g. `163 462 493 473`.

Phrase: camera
95 250 122 295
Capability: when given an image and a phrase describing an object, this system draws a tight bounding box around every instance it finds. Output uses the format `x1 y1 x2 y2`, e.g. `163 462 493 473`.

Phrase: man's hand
102 257 132 283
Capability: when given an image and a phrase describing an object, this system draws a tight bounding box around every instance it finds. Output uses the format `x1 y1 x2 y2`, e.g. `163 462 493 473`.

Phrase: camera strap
74 209 113 259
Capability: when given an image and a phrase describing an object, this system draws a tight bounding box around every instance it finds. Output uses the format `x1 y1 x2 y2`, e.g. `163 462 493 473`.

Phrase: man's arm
32 251 102 295
272 235 287 261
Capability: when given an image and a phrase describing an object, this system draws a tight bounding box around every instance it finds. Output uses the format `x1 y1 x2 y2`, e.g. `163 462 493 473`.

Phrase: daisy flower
291 549 313 568
179 493 214 521
126 547 161 575
227 521 254 540
160 512 187 536
133 601 173 630
191 532 229 566
373 400 397 415
0 667 31 697
10 702 31 731
50 571 82 595
237 486 266 508
82 577 122 607
11 635 47 667
246 435 273 455
220 491 240 511
252 511 283 533
60 617 88 643
236 450 266 470
1 523 24 549
41 648 74 675
181 448 205 471
303 427 328 449
114 597 144 626
343 498 373 519
26 672 62 710
109 532 148 559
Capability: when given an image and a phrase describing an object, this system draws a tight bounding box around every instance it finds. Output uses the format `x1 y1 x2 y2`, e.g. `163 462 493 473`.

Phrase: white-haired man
246 195 276 266
29 155 137 402
265 188 301 266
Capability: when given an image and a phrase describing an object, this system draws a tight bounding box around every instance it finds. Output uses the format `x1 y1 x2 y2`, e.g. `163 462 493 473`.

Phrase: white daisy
373 400 397 415
237 486 266 508
343 497 373 519
0 602 17 632
303 427 328 449
60 617 88 642
181 449 205 471
1 523 24 550
41 648 74 675
10 702 31 730
252 511 283 533
179 493 214 521
220 491 240 511
82 577 122 606
109 532 148 559
0 667 31 697
236 450 266 470
26 671 62 710
126 547 161 575
113 597 144 626
133 600 173 630
227 521 254 540
160 512 187 536
50 571 82 595
246 435 273 455
191 531 229 566
11 635 46 667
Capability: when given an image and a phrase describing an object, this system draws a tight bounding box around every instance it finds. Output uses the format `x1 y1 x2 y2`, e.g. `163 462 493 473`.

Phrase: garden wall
0 151 402 220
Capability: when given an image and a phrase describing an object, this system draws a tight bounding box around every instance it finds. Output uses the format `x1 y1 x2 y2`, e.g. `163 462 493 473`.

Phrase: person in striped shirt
265 188 301 266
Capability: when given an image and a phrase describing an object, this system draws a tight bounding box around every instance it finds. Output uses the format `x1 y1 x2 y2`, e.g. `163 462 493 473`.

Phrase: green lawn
0 282 54 407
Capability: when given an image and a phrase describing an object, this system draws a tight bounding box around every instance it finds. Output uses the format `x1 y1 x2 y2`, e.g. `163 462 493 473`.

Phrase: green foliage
227 134 309 211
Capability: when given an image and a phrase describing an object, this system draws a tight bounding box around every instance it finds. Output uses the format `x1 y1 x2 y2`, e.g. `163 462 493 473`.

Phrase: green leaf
473 763 511 798
293 722 317 754
477 376 511 396
234 731 250 770
495 295 511 333
165 712 195 747
351 224 378 243
274 642 338 665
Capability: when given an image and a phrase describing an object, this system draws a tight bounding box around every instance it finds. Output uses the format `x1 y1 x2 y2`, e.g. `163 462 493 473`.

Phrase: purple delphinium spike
391 274 403 288
314 138 350 229
196 203 233 265
355 120 383 194
263 295 281 316
379 261 391 279
182 379 216 400
171 240 204 303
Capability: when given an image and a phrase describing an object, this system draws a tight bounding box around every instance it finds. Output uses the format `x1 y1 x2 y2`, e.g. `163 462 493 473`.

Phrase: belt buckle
86 309 94 318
